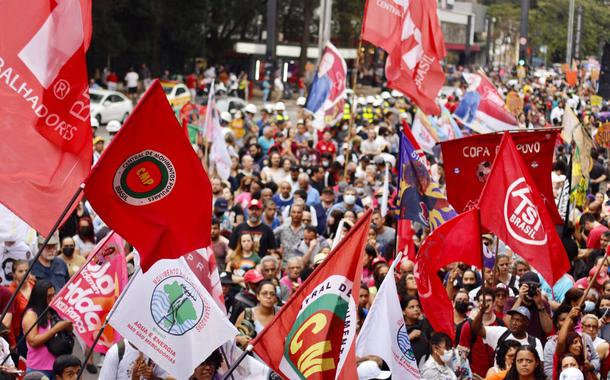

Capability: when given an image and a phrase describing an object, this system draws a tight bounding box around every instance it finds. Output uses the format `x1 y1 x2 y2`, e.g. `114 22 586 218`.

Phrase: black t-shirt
590 160 605 193
405 318 434 365
229 222 277 257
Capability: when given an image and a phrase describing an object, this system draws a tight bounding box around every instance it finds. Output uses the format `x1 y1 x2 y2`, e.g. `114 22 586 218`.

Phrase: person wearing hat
30 233 69 292
228 269 264 325
106 120 121 138
503 271 552 342
356 360 391 380
472 301 544 360
92 136 104 164
228 199 276 258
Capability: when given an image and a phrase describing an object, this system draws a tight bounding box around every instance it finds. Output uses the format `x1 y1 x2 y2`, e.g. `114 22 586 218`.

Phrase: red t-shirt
316 140 336 156
458 318 501 377
587 224 609 249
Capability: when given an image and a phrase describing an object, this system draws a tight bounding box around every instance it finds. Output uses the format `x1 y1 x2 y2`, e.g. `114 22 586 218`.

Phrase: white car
90 89 133 124
215 96 246 114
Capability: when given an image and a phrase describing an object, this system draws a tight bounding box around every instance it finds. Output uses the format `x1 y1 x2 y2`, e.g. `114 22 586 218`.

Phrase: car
89 89 133 125
161 81 192 108
215 96 246 114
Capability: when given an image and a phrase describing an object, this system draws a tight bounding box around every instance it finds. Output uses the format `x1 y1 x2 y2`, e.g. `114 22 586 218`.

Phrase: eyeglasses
259 291 276 298
303 219 311 222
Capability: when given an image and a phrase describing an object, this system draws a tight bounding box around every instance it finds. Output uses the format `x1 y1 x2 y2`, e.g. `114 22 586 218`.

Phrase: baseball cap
38 231 60 246
559 367 584 380
93 136 104 144
520 271 541 286
214 198 229 212
248 199 263 210
357 360 391 380
507 306 531 320
243 269 264 284
372 257 387 268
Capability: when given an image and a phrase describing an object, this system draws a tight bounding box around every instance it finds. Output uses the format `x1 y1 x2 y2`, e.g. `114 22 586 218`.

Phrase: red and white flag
478 133 569 285
0 0 93 235
183 248 225 312
50 232 128 353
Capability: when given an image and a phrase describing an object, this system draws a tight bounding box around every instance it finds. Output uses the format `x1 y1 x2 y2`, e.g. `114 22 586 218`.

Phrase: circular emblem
150 275 204 336
503 177 547 246
113 150 176 206
396 323 417 361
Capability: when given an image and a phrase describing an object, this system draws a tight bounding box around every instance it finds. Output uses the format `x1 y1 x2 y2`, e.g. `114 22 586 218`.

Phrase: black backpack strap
527 335 537 348
118 340 125 362
495 329 513 352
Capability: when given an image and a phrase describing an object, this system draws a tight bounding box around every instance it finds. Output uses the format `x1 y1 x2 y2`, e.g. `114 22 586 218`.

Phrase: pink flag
183 247 225 312
50 232 128 353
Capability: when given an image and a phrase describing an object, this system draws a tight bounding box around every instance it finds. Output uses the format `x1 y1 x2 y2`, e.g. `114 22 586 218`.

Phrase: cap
290 164 300 172
90 117 100 128
93 136 104 145
243 269 264 284
366 96 375 104
321 187 334 195
297 119 305 126
274 102 286 111
373 156 385 165
219 271 234 285
214 198 228 212
38 231 60 246
296 97 306 106
220 112 232 123
357 360 391 380
244 103 257 114
559 367 584 380
373 99 382 107
263 104 274 113
313 253 327 266
520 271 541 286
248 199 263 210
381 91 391 100
390 90 403 98
591 266 609 285
372 257 387 267
507 306 531 320
106 120 122 133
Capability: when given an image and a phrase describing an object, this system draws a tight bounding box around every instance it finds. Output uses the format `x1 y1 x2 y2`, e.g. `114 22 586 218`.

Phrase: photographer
503 272 552 342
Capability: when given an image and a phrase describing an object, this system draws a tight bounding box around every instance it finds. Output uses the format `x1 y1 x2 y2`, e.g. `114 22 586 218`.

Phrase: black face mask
463 283 477 292
455 301 469 314
62 247 75 257
80 226 92 235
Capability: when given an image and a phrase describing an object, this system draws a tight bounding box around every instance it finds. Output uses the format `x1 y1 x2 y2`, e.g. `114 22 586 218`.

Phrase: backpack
118 340 125 362
495 329 536 358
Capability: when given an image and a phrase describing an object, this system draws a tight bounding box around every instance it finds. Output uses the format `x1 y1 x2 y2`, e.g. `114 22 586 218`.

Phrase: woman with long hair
504 345 546 380
72 216 95 257
485 339 521 379
8 260 34 357
554 307 597 380
402 296 433 366
226 233 260 273
22 280 72 378
234 280 279 348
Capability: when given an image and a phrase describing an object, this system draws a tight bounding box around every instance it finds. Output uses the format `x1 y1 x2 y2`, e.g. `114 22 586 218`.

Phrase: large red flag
84 80 213 272
252 210 372 379
0 0 93 235
362 0 404 54
50 232 127 353
478 133 569 285
441 130 562 223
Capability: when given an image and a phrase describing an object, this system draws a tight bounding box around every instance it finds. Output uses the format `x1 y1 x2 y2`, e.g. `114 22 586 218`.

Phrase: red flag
414 209 482 341
183 247 226 313
362 0 404 54
0 0 93 235
84 80 213 272
478 133 569 285
252 210 373 379
441 130 562 223
50 232 128 353
384 0 446 116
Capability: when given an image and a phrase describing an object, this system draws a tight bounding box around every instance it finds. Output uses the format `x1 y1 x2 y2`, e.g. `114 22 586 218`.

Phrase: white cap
559 368 584 380
399 112 409 120
106 120 121 133
244 103 257 114
358 97 366 105
220 111 232 123
391 90 403 98
381 91 391 100
296 96 306 106
366 96 375 104
373 99 382 107
274 102 286 111
90 117 99 128
263 103 274 113
357 360 391 380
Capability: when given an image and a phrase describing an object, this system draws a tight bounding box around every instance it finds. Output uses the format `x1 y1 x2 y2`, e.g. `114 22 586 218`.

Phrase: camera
526 282 538 298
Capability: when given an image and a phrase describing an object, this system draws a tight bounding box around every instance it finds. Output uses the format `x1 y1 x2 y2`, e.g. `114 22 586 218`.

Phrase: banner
505 90 524 117
356 253 420 379
478 134 569 285
305 42 347 129
454 72 517 133
50 232 127 353
361 0 404 54
561 105 580 144
109 257 238 380
410 111 438 155
571 125 594 208
84 80 213 272
0 0 93 235
206 82 232 180
252 210 372 379
414 209 482 341
183 248 225 312
441 130 561 223
595 123 610 148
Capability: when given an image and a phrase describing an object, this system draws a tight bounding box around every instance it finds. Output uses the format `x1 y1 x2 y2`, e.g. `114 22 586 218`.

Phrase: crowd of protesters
1 59 609 380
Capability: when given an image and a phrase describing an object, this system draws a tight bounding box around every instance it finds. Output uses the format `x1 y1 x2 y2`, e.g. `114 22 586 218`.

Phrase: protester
189 349 222 380
420 332 457 380
504 345 546 380
99 339 173 380
29 234 69 292
234 280 279 348
52 355 80 380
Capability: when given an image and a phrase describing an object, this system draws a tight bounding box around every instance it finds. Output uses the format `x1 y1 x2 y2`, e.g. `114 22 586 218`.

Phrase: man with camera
503 271 552 342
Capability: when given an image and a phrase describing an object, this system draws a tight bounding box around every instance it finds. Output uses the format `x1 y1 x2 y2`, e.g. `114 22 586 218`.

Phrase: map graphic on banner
454 72 517 133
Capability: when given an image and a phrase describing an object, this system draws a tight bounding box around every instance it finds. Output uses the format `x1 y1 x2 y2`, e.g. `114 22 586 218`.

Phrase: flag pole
0 184 84 329
220 344 253 380
76 266 141 380
343 36 363 180
578 247 610 309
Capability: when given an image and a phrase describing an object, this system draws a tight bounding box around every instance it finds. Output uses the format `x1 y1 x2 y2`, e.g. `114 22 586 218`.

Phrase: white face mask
440 349 453 364
344 194 356 205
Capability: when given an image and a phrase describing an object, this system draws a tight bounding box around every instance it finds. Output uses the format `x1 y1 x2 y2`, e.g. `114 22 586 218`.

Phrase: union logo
150 275 204 336
503 177 547 246
113 150 176 206
396 323 417 361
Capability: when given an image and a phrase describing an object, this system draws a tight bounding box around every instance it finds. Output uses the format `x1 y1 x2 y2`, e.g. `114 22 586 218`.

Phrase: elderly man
272 180 293 215
294 172 320 206
260 256 290 303
280 257 303 295
30 232 70 291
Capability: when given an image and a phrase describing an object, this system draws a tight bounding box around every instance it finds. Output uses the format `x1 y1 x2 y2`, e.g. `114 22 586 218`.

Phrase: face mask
599 307 610 319
463 283 477 292
62 247 75 257
80 226 92 235
344 195 356 205
322 161 330 168
454 301 469 314
584 300 596 313
440 349 453 364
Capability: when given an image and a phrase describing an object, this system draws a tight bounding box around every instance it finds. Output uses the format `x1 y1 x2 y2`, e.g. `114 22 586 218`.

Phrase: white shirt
483 326 544 360
125 72 139 88
99 339 171 380
420 355 457 380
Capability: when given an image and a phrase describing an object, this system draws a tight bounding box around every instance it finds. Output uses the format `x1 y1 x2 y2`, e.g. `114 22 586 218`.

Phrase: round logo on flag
396 323 417 361
150 275 204 336
113 150 176 206
504 177 547 246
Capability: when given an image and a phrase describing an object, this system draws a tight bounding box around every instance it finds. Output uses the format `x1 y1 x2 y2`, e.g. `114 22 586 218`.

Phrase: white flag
205 83 232 180
380 164 390 217
356 253 420 379
109 257 238 380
